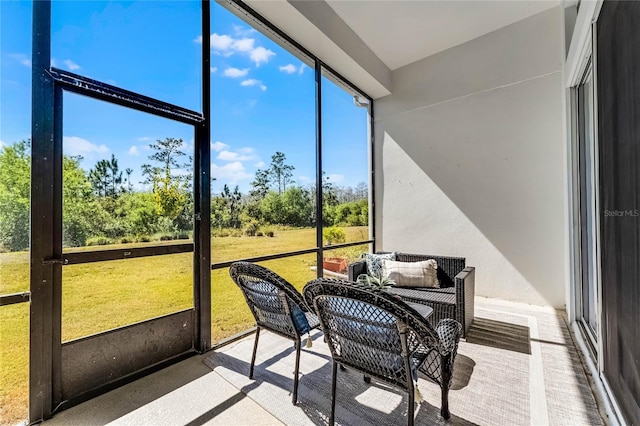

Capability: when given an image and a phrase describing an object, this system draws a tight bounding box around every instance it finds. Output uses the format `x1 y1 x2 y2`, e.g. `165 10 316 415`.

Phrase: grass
0 226 368 425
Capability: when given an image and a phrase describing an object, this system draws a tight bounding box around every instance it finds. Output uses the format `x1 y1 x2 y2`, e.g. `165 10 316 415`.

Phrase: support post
30 1 59 422
194 0 212 352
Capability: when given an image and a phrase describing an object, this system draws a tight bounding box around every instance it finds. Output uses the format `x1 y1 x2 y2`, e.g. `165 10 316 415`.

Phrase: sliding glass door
576 61 598 344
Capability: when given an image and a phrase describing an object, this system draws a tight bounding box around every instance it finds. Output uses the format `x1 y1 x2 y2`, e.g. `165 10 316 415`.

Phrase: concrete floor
41 298 605 426
43 354 282 426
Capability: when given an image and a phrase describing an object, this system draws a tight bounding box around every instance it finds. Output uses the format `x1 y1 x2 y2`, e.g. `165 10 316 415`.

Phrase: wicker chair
349 253 475 338
229 262 320 404
303 278 462 425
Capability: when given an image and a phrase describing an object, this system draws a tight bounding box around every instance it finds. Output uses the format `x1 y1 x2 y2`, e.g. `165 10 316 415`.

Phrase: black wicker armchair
303 278 462 425
229 262 320 404
349 253 475 338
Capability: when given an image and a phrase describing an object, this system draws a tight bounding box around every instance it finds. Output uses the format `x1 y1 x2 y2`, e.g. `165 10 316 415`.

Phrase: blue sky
0 1 369 194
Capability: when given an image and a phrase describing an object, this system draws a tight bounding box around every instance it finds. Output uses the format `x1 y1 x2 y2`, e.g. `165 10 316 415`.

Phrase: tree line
0 139 368 252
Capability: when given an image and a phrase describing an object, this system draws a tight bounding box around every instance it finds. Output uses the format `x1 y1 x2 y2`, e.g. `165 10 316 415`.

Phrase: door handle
41 257 68 265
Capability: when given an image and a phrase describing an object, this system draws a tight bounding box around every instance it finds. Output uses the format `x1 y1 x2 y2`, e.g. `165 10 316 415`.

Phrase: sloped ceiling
326 0 559 70
242 0 560 98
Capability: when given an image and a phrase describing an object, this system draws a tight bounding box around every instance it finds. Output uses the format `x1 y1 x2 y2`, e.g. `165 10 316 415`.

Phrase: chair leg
330 361 338 426
441 354 452 419
249 326 260 379
408 381 415 426
441 387 450 420
292 339 301 405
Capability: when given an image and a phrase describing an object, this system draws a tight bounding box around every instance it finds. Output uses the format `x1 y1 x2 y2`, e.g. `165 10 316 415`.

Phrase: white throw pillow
382 259 439 288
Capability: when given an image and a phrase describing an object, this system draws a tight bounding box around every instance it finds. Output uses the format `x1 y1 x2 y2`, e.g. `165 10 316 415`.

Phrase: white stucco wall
374 7 567 307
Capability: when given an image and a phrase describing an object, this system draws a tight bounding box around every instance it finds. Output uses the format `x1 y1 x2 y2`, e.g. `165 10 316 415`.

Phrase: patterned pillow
362 252 396 277
290 304 310 334
382 259 439 288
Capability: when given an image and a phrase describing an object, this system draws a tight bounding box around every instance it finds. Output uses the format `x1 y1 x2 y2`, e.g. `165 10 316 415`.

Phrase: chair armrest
436 318 462 354
454 266 475 337
348 260 367 282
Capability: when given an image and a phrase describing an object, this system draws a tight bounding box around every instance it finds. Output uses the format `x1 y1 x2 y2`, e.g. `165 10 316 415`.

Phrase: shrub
177 233 190 240
243 220 259 237
120 237 133 244
86 236 111 246
218 230 230 237
136 235 152 243
231 229 243 237
159 234 174 241
262 226 275 237
323 226 346 245
256 231 264 237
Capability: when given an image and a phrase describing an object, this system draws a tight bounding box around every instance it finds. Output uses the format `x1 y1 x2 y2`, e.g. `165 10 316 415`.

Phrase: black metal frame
28 1 212 422
0 292 31 306
26 0 373 423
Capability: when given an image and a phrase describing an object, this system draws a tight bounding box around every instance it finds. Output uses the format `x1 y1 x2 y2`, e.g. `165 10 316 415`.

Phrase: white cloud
217 151 240 161
210 66 218 73
232 24 256 37
240 79 267 91
195 31 275 66
211 141 229 152
250 46 275 67
232 38 255 52
63 59 80 71
217 148 257 162
211 161 252 183
9 53 31 67
299 63 307 75
255 161 265 168
210 33 234 50
224 67 250 78
137 136 152 142
63 136 109 157
128 145 139 156
50 58 58 68
326 173 345 184
279 64 297 74
0 140 6 149
298 175 312 184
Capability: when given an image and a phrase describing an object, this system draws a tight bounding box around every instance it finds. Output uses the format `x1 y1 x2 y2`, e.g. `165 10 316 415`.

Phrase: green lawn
0 226 368 425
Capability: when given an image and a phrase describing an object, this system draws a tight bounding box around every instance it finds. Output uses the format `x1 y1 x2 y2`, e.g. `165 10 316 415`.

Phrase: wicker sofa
348 253 475 337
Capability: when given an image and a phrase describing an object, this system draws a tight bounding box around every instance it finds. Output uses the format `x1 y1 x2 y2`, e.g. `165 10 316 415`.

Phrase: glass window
0 0 32 293
321 244 370 279
321 70 371 247
0 303 29 425
211 253 317 343
51 0 202 111
577 63 598 339
62 253 193 341
0 2 32 423
62 93 194 249
210 2 316 263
